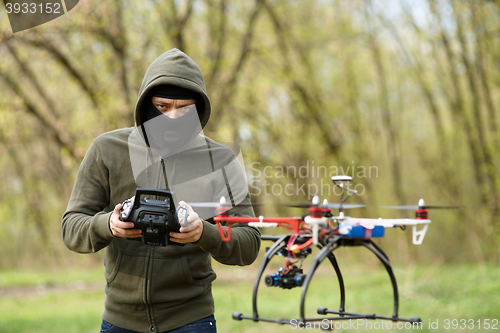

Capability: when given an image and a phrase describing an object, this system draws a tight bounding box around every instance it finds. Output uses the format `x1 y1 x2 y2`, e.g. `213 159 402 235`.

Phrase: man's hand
109 203 142 238
169 201 204 244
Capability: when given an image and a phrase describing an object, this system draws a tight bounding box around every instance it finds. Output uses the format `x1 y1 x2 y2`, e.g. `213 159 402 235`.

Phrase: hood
135 48 211 130
127 50 250 214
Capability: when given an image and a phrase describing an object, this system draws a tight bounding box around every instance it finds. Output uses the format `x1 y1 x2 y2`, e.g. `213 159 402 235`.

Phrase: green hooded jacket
61 48 261 332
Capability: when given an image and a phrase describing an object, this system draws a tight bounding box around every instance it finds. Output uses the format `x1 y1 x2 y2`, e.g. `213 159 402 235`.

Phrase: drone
188 176 459 328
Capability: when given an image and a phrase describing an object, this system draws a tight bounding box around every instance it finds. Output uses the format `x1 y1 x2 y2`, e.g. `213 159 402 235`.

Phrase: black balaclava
141 85 204 157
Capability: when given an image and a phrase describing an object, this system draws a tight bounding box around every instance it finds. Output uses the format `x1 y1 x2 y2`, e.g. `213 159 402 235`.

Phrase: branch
112 0 131 106
15 36 99 108
158 0 195 51
206 0 228 87
4 42 58 117
262 0 342 155
0 69 83 160
383 3 446 141
208 0 264 130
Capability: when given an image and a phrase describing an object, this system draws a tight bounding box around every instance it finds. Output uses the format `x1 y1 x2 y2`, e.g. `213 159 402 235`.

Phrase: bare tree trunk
385 2 463 206
366 2 406 205
429 0 490 210
206 0 228 88
460 0 500 223
263 0 342 157
206 0 264 132
156 0 195 52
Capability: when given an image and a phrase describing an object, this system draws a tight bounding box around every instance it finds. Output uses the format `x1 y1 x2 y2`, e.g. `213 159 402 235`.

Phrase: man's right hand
109 203 142 238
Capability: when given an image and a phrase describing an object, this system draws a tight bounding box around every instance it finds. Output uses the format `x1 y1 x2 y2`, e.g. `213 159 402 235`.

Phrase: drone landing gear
232 235 421 327
301 237 421 325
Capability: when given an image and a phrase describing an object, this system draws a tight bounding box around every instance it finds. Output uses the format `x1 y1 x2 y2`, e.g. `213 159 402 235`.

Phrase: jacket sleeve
61 140 115 253
195 196 261 266
194 151 261 265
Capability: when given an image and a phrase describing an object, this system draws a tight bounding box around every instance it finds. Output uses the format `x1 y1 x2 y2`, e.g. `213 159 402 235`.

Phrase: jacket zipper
160 158 169 190
145 246 156 332
147 158 165 333
156 158 163 190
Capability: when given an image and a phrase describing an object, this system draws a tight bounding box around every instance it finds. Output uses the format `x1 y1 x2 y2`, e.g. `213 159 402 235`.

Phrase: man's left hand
169 201 204 244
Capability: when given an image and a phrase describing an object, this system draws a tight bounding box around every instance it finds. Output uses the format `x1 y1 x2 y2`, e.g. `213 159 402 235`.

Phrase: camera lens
265 274 279 287
295 273 306 286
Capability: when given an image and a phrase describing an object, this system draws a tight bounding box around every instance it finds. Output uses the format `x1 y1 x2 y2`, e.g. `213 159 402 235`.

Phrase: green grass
0 263 498 333
0 289 104 333
213 263 500 332
0 267 105 333
0 267 103 287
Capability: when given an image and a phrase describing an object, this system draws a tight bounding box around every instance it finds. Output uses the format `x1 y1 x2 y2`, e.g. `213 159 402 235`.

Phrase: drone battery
338 224 385 238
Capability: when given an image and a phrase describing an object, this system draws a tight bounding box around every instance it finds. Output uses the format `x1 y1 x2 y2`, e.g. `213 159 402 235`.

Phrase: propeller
381 199 462 210
285 203 366 209
381 205 462 210
283 196 365 210
187 202 262 208
187 196 264 208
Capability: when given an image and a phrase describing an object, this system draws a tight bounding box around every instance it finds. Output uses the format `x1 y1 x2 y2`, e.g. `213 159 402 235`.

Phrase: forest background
0 0 499 296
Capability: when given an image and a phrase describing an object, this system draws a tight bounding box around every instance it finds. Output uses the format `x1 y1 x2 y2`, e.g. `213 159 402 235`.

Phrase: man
62 48 261 333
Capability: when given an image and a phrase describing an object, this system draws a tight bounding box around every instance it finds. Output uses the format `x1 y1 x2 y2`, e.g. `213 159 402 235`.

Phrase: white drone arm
342 217 431 245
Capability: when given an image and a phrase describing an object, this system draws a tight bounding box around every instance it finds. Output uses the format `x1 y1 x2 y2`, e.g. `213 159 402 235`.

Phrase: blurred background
0 0 499 332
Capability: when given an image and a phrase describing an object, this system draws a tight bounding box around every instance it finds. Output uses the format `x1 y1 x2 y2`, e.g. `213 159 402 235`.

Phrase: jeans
100 315 216 333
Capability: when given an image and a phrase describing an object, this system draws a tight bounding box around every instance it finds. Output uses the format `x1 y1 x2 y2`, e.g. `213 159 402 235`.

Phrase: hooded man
62 48 261 333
